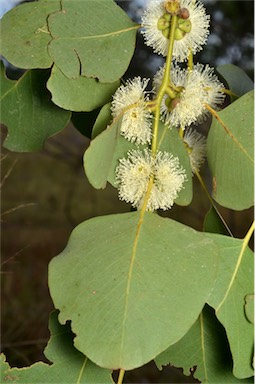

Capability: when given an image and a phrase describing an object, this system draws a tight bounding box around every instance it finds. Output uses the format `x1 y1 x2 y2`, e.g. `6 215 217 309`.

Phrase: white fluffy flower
141 0 210 61
111 77 152 145
116 149 186 211
183 128 207 173
154 63 225 128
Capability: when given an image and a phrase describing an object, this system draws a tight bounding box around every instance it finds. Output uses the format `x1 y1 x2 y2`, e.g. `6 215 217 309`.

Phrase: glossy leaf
47 65 120 111
155 305 253 383
49 211 218 370
206 233 254 379
48 0 138 82
217 64 254 100
0 65 71 152
0 0 59 69
0 311 113 383
207 90 254 210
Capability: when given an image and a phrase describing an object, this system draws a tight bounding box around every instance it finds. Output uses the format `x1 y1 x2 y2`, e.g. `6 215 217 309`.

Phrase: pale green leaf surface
47 65 119 111
84 117 139 189
206 234 254 379
0 66 70 152
155 305 253 383
0 0 59 69
49 211 218 370
244 294 254 324
217 64 254 100
0 311 113 383
207 90 254 210
91 103 112 139
48 0 138 82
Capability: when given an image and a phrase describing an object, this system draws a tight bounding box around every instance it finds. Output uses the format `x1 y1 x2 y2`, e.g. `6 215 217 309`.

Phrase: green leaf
244 294 254 324
217 64 254 100
203 206 230 236
0 311 113 383
84 116 139 189
155 305 253 383
47 0 138 82
207 90 254 210
0 0 59 69
92 103 112 139
47 65 120 111
49 211 218 370
206 233 254 379
0 65 71 152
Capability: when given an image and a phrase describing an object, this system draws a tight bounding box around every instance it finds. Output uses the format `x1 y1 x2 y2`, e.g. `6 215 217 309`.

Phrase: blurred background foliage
1 1 254 383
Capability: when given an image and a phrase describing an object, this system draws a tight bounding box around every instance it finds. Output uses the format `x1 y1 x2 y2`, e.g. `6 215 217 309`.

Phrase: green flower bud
157 17 169 31
174 28 185 40
162 27 171 39
178 19 192 33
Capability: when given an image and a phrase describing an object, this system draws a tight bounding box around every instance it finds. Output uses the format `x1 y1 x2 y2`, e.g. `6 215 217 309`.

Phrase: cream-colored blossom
153 63 225 128
116 149 186 211
183 128 207 173
111 77 152 145
141 0 210 61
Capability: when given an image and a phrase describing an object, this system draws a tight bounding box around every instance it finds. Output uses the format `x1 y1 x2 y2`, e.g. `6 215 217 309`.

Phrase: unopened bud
178 7 190 19
164 0 180 15
178 19 192 33
174 28 185 40
162 27 171 39
157 17 169 31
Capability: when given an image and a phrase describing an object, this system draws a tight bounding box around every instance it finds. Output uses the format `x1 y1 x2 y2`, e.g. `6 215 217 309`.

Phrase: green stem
117 369 125 384
151 15 178 155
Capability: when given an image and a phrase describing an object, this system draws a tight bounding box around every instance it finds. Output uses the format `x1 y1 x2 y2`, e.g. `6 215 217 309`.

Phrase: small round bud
162 27 171 39
164 0 180 15
178 7 190 19
171 98 180 110
178 19 192 33
157 17 169 31
174 28 185 40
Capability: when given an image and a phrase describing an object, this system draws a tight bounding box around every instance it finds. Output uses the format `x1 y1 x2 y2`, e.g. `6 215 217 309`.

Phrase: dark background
1 1 254 383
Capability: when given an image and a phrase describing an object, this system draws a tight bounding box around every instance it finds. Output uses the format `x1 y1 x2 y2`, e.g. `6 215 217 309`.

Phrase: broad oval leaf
47 65 120 112
48 0 138 83
155 305 253 383
49 211 218 370
206 233 254 379
0 311 113 383
0 65 71 152
0 0 58 69
207 90 254 210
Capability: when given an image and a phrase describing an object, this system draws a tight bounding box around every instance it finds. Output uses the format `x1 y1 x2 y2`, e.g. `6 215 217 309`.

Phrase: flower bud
178 7 190 19
178 19 192 33
174 28 185 40
164 0 180 15
162 27 171 39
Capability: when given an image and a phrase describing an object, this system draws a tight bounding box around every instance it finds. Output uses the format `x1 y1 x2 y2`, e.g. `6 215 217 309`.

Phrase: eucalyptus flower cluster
111 0 226 212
